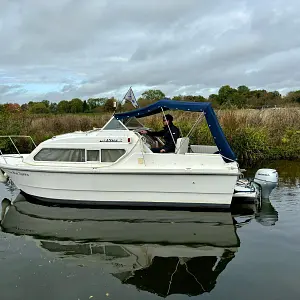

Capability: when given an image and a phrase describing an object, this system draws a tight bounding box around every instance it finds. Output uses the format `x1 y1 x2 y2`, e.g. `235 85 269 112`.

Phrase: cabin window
87 150 100 161
34 148 85 162
101 149 125 162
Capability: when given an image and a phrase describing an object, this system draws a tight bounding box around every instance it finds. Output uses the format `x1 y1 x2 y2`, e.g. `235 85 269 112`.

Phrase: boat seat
175 137 189 154
190 145 218 154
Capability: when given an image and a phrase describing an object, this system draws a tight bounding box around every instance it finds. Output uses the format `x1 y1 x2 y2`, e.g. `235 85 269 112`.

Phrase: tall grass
0 108 299 165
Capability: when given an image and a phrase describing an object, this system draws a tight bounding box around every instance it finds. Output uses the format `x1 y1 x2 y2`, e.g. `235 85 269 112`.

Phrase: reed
0 108 299 165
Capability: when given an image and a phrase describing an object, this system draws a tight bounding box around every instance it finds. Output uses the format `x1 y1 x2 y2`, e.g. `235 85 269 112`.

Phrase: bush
0 108 299 165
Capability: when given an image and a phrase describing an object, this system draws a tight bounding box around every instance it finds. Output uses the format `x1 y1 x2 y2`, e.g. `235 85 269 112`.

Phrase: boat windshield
102 117 128 131
123 117 144 130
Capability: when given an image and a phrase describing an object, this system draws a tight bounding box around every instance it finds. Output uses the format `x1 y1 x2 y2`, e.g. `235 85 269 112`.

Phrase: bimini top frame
115 98 236 162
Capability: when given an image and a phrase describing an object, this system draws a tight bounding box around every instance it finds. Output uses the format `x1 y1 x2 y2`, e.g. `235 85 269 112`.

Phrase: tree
271 91 281 98
172 95 206 102
28 101 35 108
69 98 83 113
49 102 58 113
29 102 50 114
57 100 71 113
215 85 251 108
208 94 220 108
141 89 165 101
246 89 281 108
21 104 28 111
286 91 300 104
4 103 21 113
41 100 50 108
230 93 247 108
237 85 250 94
137 89 165 108
87 98 106 111
208 94 219 101
218 85 237 105
119 101 133 112
83 100 89 112
102 98 116 112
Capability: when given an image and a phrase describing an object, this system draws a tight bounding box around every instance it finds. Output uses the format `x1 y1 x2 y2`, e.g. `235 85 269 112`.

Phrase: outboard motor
254 169 278 199
1 198 11 222
0 169 8 183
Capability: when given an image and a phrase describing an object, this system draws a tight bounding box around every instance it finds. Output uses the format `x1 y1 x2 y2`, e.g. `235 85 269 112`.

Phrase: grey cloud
61 84 77 93
0 84 24 94
0 84 28 103
1 0 300 103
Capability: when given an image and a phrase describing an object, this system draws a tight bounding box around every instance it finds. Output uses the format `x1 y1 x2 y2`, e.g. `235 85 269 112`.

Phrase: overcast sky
1 0 300 104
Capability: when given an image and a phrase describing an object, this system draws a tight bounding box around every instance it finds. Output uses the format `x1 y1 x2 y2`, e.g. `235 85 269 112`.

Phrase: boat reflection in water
0 193 278 298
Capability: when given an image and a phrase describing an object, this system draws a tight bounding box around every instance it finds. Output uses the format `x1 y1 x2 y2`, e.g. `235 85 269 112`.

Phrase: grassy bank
0 108 299 166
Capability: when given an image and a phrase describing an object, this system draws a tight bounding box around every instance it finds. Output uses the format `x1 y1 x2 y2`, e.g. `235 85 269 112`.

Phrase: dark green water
0 160 299 300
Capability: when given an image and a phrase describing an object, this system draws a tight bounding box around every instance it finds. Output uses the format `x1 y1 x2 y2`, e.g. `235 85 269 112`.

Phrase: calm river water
0 160 299 300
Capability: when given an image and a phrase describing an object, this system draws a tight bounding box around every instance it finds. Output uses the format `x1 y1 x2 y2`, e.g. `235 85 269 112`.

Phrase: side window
87 150 99 162
34 148 85 162
101 149 125 162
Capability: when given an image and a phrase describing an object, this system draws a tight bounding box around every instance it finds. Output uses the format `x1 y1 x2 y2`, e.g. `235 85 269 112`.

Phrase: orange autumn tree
3 103 21 113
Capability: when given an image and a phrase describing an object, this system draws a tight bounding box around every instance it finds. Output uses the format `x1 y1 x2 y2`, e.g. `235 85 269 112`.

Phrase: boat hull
2 167 238 209
24 194 231 209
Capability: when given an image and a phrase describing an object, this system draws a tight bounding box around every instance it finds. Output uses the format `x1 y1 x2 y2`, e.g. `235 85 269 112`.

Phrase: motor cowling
254 168 278 199
0 169 8 183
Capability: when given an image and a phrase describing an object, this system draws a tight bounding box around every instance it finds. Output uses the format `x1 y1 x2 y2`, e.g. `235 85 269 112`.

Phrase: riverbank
0 107 299 165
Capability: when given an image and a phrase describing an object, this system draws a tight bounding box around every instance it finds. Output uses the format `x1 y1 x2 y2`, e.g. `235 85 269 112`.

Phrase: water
0 160 299 300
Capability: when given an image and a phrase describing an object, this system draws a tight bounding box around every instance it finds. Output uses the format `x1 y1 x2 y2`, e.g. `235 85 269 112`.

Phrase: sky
1 0 300 104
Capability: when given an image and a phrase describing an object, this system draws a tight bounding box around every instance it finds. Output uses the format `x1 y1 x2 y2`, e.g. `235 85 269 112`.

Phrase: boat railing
0 135 37 164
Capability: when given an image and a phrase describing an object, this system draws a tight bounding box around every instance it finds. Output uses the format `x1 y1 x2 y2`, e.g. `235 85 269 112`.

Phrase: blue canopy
115 98 236 162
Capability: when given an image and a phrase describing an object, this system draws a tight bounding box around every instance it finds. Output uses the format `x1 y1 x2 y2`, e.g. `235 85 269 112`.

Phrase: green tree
137 89 165 107
21 104 28 111
87 98 106 111
41 100 50 108
29 102 50 114
208 94 219 101
208 94 220 108
218 85 237 105
57 100 70 113
49 102 58 113
141 89 165 101
102 98 116 112
119 101 133 112
69 98 83 113
230 93 247 108
83 100 89 112
246 90 278 108
286 91 300 103
172 95 206 102
271 91 281 98
215 85 251 108
237 85 250 94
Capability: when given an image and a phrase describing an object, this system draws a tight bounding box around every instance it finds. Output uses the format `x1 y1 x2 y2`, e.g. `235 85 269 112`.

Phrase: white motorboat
0 99 278 209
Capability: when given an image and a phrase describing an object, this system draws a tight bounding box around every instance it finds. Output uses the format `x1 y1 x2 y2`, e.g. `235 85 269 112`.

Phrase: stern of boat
0 154 29 183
